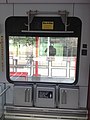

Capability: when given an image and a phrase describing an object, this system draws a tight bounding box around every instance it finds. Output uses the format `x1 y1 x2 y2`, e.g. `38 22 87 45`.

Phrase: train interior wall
0 1 90 120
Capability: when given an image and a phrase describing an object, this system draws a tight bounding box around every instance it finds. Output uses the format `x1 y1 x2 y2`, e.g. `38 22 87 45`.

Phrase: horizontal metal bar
5 106 88 120
27 10 69 15
5 106 88 118
0 86 10 97
5 113 88 120
5 105 88 114
22 30 74 34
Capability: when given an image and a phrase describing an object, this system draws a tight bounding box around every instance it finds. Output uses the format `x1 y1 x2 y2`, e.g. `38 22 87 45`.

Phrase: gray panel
0 83 5 106
79 87 88 108
59 87 79 108
74 4 90 108
8 0 90 3
74 4 90 86
0 4 13 34
14 4 73 16
0 85 3 118
6 84 14 104
35 86 56 108
0 0 6 3
0 84 4 118
14 86 33 106
0 4 13 83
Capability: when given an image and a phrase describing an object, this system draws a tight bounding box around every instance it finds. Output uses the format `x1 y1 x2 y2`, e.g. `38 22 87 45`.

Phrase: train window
5 16 81 84
8 36 78 83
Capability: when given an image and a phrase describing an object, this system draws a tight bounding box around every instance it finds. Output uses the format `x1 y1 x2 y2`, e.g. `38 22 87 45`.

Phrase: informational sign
42 21 54 30
0 36 4 72
46 56 55 61
38 91 53 99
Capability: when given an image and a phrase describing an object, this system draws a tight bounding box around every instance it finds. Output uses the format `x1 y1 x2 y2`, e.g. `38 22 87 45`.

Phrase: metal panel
74 4 90 86
0 84 4 119
0 4 13 34
59 87 79 108
74 4 90 108
35 86 56 108
0 85 2 118
79 87 88 108
8 0 90 3
4 105 88 120
14 4 73 16
6 84 14 104
0 0 6 3
0 4 13 83
14 86 33 106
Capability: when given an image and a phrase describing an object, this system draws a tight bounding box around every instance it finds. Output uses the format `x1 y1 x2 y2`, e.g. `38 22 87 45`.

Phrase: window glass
9 36 78 83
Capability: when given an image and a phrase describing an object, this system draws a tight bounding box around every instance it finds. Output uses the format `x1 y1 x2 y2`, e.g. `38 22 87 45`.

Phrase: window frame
5 16 82 85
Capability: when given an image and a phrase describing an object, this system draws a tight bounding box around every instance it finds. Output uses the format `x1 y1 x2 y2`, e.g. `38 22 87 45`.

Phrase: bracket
26 10 69 31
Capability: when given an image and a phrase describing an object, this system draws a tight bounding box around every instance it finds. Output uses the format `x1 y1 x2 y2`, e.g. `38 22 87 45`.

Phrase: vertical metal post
59 10 69 31
33 37 39 77
27 10 38 31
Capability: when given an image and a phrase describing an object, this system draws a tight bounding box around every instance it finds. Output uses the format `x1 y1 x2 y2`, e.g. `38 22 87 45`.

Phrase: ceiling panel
7 0 90 4
14 4 73 16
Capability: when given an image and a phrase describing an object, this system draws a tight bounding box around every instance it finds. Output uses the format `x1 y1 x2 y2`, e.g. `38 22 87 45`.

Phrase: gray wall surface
0 2 90 108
